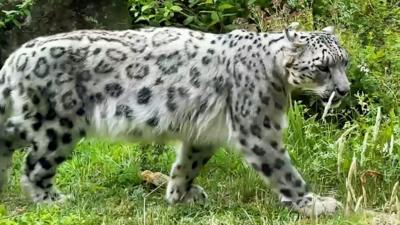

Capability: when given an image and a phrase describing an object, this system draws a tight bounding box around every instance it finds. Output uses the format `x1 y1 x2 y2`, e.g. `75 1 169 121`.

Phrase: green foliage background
0 0 32 30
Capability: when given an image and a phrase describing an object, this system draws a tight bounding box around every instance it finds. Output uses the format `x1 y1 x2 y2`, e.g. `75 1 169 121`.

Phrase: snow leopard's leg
0 118 29 192
166 142 215 204
20 113 84 203
230 93 341 217
0 139 16 191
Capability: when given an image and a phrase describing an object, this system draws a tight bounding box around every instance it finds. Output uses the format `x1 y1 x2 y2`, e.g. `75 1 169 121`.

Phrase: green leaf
141 4 153 12
218 3 234 10
23 9 31 16
2 10 19 15
210 11 220 23
12 18 21 28
164 10 170 17
221 13 237 17
183 16 194 25
170 5 182 12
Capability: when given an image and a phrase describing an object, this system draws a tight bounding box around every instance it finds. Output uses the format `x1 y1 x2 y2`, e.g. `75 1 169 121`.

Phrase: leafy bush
0 0 33 31
128 0 273 32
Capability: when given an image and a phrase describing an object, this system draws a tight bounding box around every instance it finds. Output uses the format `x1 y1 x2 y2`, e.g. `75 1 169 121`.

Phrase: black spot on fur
106 48 127 61
33 57 50 78
156 51 183 74
48 139 58 151
280 189 292 198
26 154 35 171
146 116 159 127
105 83 124 98
16 53 29 71
46 128 58 140
251 145 265 156
294 180 303 187
213 76 227 94
259 93 270 105
239 125 248 136
59 118 74 129
61 90 78 109
268 36 284 46
202 56 211 65
76 107 85 116
154 77 163 86
79 129 86 137
45 108 57 120
93 48 101 55
270 141 278 149
261 163 273 177
69 47 89 63
126 63 149 80
271 82 282 92
5 140 12 148
192 161 198 169
239 138 247 146
250 124 262 139
178 87 189 97
32 141 38 151
2 88 11 98
20 131 27 140
274 101 283 110
166 87 177 112
202 157 211 165
274 123 281 130
137 87 152 104
285 173 293 182
94 60 114 73
22 104 29 112
32 121 42 131
61 133 72 144
90 92 104 103
32 95 40 105
76 70 92 82
189 67 201 88
50 47 66 58
115 104 134 119
38 157 52 170
263 116 271 129
0 105 5 114
274 158 285 169
54 156 66 164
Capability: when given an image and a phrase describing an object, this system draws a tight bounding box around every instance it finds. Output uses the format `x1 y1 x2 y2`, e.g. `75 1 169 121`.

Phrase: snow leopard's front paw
21 175 71 204
282 193 342 217
166 181 207 204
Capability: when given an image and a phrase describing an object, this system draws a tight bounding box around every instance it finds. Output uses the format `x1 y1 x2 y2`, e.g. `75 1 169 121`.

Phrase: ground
0 104 398 225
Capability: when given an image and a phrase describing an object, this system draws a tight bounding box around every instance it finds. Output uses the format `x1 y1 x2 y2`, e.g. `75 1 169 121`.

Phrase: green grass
0 103 399 224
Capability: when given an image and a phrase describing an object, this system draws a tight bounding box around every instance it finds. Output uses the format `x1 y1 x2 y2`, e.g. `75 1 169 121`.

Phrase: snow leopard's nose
335 85 349 97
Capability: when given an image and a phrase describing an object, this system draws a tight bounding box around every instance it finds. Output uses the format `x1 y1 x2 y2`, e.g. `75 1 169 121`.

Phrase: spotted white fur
0 24 349 217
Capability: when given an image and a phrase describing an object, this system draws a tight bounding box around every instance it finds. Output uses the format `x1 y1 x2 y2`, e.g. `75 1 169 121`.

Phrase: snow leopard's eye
316 65 330 73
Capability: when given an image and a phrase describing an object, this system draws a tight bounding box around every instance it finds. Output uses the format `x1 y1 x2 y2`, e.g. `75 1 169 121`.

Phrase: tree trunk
0 0 131 66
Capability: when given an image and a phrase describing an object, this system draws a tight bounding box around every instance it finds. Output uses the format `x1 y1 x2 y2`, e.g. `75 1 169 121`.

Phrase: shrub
0 0 33 31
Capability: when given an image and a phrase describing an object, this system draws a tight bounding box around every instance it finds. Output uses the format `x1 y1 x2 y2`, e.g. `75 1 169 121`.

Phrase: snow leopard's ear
283 22 306 67
284 22 299 42
322 26 335 34
284 22 306 47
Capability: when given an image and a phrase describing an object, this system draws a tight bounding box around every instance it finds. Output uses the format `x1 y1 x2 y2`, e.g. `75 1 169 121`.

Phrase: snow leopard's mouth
321 95 342 108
